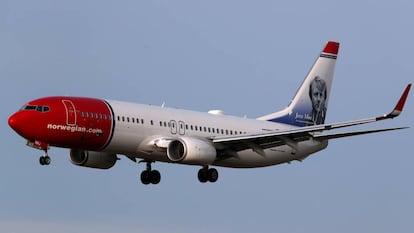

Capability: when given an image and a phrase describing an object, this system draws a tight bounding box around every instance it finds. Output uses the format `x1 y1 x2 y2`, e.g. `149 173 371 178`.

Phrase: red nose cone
8 113 19 132
8 112 29 138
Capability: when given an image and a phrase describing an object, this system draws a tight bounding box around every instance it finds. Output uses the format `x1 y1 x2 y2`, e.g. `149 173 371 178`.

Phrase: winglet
378 84 411 120
394 83 411 112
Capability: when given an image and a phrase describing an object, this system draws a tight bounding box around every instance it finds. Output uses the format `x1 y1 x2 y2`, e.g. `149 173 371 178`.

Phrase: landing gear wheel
198 167 219 183
207 168 218 183
198 169 208 183
39 156 51 166
44 156 51 165
150 170 161 184
139 161 161 185
39 156 45 165
140 170 151 185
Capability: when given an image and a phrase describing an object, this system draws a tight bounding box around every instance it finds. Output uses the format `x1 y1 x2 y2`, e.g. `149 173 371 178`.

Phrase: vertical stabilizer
258 41 340 126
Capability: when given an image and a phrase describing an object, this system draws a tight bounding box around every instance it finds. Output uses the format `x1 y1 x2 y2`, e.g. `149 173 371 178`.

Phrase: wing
212 84 411 155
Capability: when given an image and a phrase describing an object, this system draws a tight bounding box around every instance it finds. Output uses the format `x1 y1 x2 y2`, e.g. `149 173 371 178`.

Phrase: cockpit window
22 105 37 110
21 105 50 112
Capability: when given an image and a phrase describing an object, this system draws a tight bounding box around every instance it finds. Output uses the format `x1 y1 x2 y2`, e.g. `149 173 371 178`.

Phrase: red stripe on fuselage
10 97 114 150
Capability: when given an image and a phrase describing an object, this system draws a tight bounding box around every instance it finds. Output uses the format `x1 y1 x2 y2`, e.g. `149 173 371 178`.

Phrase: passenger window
150 120 154 125
141 119 144 124
122 116 125 122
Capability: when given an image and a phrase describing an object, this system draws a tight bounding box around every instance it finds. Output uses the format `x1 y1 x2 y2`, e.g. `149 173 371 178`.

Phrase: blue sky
1 1 413 232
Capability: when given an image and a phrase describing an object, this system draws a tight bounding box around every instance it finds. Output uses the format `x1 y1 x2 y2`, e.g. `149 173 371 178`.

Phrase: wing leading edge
213 84 411 152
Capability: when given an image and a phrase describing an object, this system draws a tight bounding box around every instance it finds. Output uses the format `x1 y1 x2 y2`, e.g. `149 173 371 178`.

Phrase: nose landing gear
26 140 51 166
39 151 51 166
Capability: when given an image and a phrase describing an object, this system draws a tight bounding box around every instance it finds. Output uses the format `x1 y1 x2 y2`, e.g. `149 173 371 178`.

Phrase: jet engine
69 149 117 169
167 137 216 165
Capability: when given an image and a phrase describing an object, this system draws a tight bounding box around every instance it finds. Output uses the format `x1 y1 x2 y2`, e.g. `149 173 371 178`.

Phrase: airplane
8 41 411 185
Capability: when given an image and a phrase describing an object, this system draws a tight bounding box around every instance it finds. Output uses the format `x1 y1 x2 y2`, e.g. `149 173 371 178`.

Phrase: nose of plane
8 111 28 137
9 113 18 130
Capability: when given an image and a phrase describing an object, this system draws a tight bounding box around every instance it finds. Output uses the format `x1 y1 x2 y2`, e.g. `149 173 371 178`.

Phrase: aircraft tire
44 156 51 165
150 170 161 184
207 168 218 183
39 156 45 165
140 170 151 185
198 169 208 183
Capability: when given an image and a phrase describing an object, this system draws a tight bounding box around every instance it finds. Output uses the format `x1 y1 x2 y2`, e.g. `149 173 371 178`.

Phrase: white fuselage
104 100 328 168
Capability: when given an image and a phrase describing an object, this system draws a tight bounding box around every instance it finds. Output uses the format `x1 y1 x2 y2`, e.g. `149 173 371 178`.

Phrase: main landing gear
140 161 161 185
197 166 218 183
138 162 219 185
39 150 51 166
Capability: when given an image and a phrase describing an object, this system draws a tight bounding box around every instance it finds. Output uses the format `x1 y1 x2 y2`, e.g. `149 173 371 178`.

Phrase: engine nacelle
167 137 216 165
69 149 117 169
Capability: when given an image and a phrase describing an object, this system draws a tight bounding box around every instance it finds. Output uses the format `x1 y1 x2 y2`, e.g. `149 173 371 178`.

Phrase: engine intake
70 149 117 169
167 137 216 165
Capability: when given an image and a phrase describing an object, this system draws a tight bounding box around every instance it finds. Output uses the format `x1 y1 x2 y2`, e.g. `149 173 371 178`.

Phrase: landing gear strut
26 141 51 166
140 161 161 185
198 166 218 183
39 150 51 166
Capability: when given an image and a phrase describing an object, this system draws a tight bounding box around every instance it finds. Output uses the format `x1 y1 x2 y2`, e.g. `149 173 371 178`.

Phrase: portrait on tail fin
308 76 327 125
